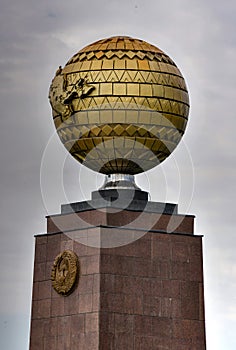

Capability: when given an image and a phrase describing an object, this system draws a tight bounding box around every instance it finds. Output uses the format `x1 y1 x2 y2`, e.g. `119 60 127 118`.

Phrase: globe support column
29 195 206 349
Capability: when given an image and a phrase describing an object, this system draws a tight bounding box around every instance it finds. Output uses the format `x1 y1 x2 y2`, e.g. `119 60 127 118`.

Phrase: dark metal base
92 188 148 202
60 188 178 216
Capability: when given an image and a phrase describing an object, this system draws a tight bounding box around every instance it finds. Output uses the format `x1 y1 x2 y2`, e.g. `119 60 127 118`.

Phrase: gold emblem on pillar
51 250 80 296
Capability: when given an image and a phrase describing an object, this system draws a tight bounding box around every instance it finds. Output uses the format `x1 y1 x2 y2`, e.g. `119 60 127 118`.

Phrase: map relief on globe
49 36 189 184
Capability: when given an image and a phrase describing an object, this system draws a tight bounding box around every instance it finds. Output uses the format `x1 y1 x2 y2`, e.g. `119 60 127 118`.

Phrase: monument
29 36 206 349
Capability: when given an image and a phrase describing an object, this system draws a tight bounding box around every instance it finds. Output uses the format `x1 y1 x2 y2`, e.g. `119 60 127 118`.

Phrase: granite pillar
29 198 206 349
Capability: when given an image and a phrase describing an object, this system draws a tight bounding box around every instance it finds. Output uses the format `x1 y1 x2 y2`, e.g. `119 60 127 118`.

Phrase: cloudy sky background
0 0 236 348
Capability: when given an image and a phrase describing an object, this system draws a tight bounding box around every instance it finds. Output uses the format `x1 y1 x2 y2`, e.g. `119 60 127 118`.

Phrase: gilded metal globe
49 36 189 175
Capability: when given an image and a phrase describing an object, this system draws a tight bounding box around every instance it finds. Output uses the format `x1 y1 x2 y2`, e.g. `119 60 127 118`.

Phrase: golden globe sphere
49 36 189 175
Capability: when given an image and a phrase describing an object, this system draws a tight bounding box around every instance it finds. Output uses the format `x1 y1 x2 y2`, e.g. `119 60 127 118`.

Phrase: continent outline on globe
49 36 190 175
49 73 95 121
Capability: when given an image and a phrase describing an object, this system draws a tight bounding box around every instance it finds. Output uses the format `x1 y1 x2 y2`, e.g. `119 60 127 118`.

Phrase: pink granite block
124 276 144 296
70 314 85 336
38 280 51 300
85 313 99 333
32 282 39 301
64 293 79 315
60 238 73 252
101 274 116 293
57 335 70 350
93 274 100 292
78 293 93 313
171 298 182 318
181 297 199 320
134 336 153 350
46 235 61 262
43 317 58 337
45 261 54 280
171 261 186 280
133 258 152 277
162 280 180 298
86 255 100 274
199 283 205 321
32 299 51 319
143 295 161 316
160 297 172 318
143 278 162 297
30 319 45 339
172 319 204 341
92 293 100 312
152 335 171 349
122 294 135 314
100 312 115 334
51 297 64 317
159 260 171 279
132 237 152 258
73 240 88 256
29 335 44 350
114 313 133 334
172 241 190 262
99 332 115 349
34 262 46 282
57 315 71 335
35 243 47 263
115 332 134 350
78 274 94 294
134 315 153 336
151 260 161 278
152 317 172 338
76 332 98 349
187 261 203 282
44 336 58 350
78 256 87 276
36 236 48 245
152 235 172 261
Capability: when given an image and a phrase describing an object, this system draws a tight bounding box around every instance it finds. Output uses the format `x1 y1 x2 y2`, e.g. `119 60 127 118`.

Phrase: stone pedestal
29 196 206 349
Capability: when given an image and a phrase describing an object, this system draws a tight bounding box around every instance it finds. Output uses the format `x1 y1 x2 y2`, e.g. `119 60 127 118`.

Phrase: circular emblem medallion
51 250 80 296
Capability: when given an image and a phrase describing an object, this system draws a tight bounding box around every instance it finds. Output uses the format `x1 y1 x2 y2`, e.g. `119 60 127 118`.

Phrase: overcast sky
0 0 236 348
